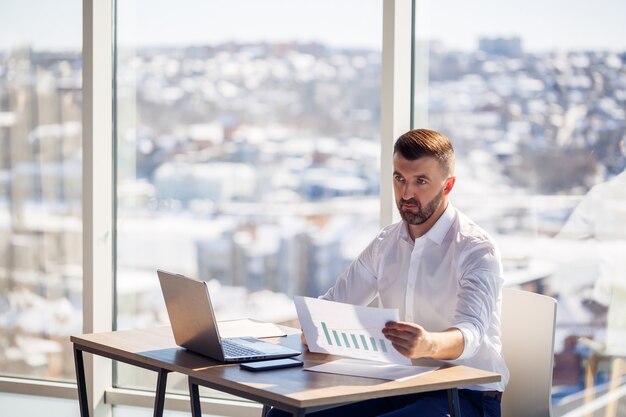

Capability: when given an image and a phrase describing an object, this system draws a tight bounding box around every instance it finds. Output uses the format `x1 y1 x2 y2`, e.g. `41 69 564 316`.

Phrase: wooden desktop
71 326 500 417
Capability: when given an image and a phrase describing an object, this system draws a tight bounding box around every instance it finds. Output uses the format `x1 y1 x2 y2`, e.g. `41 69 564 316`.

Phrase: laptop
157 269 301 362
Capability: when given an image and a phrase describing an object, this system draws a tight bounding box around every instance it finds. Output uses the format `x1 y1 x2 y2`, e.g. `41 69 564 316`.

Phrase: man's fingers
383 331 415 349
390 342 411 358
383 329 412 343
384 321 420 334
382 323 420 343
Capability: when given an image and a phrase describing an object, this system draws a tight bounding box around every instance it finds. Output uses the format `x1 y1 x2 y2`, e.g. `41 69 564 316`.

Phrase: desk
71 326 500 417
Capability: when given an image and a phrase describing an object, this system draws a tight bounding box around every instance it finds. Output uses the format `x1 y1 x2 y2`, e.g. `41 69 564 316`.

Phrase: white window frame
0 1 413 415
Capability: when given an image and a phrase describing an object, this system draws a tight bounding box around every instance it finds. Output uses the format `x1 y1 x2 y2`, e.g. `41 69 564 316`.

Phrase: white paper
217 318 286 339
294 296 411 365
305 358 436 381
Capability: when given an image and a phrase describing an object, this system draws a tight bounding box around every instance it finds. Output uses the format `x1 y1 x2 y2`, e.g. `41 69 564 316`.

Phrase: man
270 128 509 417
556 138 626 322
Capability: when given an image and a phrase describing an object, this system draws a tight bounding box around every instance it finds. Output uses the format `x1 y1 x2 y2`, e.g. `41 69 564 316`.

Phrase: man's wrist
426 331 439 357
427 328 464 360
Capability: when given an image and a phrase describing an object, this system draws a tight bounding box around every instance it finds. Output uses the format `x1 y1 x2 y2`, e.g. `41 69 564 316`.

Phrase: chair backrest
500 288 557 417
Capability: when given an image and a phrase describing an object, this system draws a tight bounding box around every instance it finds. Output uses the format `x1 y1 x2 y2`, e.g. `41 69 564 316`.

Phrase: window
114 0 383 394
417 0 626 408
0 1 82 383
5 1 623 415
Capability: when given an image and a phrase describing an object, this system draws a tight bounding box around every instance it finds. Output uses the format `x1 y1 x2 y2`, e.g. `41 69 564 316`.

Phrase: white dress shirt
321 204 509 392
557 170 626 307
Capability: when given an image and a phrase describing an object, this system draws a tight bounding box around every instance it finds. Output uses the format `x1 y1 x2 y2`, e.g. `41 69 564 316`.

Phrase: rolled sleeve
452 244 503 360
454 322 481 360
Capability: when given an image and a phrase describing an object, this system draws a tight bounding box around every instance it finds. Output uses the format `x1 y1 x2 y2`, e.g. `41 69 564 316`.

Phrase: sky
1 0 626 53
426 0 626 52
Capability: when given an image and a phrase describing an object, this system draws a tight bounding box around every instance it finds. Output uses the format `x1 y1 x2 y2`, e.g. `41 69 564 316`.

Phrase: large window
0 1 82 382
114 0 382 394
418 0 626 410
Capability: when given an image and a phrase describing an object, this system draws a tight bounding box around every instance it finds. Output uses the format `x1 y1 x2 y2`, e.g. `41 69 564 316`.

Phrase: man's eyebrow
392 171 431 181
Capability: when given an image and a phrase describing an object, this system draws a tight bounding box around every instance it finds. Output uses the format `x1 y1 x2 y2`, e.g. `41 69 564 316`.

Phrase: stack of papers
306 358 436 381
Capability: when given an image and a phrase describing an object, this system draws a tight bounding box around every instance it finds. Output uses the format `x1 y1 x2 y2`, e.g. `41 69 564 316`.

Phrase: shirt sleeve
452 242 503 360
320 237 379 305
556 188 599 240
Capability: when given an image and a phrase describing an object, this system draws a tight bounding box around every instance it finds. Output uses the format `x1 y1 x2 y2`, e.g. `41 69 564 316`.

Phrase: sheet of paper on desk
306 358 436 381
217 319 286 339
294 296 411 365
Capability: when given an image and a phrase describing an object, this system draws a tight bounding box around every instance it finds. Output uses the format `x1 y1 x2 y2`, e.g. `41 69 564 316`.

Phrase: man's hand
382 321 464 360
382 321 434 359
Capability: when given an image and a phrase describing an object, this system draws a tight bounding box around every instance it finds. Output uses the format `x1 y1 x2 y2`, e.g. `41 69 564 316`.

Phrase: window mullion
83 0 114 416
381 0 413 227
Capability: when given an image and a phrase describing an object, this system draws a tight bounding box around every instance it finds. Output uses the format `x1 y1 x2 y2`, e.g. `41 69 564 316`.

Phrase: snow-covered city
1 35 625 413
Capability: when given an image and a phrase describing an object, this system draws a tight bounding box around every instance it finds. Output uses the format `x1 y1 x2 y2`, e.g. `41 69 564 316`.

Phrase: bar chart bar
370 337 378 351
379 339 387 352
350 334 360 349
360 335 369 351
321 322 332 345
341 332 350 348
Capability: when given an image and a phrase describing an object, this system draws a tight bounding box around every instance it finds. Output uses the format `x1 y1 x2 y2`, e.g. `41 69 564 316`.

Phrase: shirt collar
425 203 455 245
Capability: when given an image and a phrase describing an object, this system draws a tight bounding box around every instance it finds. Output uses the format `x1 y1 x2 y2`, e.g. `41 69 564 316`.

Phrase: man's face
393 153 452 225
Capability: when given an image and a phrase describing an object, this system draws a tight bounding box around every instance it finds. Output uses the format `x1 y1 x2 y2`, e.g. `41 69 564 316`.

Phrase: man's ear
443 176 456 195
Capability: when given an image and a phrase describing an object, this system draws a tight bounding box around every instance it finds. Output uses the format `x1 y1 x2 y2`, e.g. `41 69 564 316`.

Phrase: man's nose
401 183 415 200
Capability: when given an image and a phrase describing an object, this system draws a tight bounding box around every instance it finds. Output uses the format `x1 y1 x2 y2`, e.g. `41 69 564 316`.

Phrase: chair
582 283 626 417
500 288 558 417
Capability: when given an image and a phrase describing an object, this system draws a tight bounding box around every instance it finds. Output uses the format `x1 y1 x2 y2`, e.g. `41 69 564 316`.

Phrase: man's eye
394 176 405 183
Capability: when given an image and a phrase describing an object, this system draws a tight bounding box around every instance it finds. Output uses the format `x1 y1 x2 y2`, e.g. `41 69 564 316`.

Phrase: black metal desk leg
188 378 202 417
73 346 90 417
153 369 169 417
447 388 462 417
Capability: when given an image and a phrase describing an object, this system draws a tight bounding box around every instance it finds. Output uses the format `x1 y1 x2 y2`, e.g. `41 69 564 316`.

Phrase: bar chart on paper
294 296 411 365
319 321 390 353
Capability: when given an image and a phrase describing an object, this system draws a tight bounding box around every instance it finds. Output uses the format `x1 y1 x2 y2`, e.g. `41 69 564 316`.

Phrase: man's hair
393 129 455 176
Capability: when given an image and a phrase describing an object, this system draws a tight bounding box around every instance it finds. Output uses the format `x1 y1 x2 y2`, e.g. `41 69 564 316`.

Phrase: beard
397 187 445 225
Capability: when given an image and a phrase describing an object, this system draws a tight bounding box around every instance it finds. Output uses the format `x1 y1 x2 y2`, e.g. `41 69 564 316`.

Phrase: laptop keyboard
222 339 265 357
